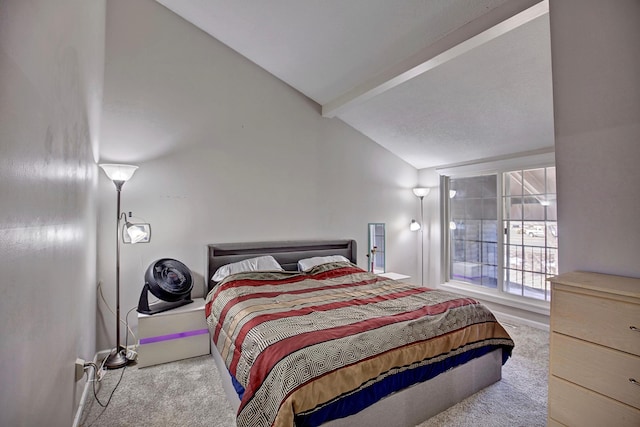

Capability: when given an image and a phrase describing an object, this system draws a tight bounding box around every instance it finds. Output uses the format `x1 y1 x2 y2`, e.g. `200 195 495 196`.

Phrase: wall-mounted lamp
412 187 430 286
99 163 151 369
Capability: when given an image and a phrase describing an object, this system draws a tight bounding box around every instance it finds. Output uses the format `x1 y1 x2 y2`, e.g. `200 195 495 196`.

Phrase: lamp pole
412 187 430 287
419 195 424 286
105 180 128 369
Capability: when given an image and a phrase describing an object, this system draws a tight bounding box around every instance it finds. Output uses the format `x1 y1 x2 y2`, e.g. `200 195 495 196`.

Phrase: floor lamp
100 163 147 369
412 187 430 286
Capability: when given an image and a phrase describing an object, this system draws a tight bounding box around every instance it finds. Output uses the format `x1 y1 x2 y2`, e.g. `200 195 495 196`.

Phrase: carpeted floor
418 321 549 427
79 320 548 427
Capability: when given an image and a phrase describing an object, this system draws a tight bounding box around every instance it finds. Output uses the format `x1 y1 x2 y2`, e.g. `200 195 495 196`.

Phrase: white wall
96 0 419 351
549 0 640 278
0 0 105 425
418 1 640 326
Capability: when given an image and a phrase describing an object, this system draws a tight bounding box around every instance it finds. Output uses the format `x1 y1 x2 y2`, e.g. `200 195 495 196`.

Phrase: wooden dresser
548 271 640 427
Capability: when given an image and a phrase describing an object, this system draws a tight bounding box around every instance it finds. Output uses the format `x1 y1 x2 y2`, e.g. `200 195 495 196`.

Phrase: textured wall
96 0 419 351
0 0 105 425
550 0 640 277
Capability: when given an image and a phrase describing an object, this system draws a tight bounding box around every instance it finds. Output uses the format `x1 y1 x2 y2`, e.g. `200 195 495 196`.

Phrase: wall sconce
410 219 421 231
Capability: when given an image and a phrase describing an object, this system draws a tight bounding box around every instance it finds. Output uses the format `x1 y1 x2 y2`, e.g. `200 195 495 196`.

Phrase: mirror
367 223 385 273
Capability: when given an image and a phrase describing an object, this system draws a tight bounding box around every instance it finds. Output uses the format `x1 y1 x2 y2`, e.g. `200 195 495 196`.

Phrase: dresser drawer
546 418 565 427
551 288 640 356
549 376 640 427
551 332 640 410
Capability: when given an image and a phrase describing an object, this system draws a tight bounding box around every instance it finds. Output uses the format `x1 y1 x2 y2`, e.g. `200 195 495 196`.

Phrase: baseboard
95 349 111 361
493 310 549 331
72 353 99 427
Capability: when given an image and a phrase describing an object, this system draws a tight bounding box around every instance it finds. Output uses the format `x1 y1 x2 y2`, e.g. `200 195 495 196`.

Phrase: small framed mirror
367 223 385 273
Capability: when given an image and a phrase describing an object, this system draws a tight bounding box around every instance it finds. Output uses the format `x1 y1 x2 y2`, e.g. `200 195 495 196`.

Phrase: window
449 175 498 289
442 159 557 302
503 167 557 300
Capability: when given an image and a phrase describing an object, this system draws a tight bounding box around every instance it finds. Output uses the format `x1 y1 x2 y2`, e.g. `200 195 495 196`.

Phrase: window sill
438 280 550 317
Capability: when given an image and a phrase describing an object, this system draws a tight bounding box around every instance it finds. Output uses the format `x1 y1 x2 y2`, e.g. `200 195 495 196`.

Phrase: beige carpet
418 321 548 427
80 321 548 427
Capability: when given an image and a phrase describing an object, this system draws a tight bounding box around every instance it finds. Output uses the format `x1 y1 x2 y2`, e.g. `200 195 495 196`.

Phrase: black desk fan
138 258 193 315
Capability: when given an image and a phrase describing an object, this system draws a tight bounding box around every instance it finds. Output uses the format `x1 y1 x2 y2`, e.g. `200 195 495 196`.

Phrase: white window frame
437 150 555 316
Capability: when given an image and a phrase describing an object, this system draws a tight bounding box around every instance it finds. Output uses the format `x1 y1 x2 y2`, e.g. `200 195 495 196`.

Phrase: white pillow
297 255 350 272
212 255 283 282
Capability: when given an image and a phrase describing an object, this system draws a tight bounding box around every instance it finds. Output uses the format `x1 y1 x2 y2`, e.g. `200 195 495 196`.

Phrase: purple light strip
140 328 209 345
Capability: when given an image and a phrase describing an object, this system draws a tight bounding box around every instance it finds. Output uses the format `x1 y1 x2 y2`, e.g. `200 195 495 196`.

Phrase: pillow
212 255 283 282
297 255 350 272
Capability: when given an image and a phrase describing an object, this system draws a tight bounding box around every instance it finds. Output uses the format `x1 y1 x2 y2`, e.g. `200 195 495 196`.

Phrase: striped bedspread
205 262 514 427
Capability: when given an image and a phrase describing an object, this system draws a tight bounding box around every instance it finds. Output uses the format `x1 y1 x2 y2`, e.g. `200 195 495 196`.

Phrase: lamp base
104 347 129 370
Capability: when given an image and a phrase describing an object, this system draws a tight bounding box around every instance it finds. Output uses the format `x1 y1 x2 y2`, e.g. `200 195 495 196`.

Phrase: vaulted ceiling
154 0 554 170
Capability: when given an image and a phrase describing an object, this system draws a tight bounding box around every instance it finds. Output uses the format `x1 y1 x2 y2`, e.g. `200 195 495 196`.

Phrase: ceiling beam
322 0 548 118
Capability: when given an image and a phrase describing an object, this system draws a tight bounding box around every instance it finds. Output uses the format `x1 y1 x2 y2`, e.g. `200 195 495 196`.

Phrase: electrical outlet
75 358 85 382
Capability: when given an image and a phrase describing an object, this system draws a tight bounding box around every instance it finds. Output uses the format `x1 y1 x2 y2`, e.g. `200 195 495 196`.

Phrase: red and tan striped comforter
205 262 514 427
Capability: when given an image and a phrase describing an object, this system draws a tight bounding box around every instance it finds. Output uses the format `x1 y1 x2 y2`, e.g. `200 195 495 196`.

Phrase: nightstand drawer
552 288 640 356
551 333 640 410
138 298 210 368
138 335 209 368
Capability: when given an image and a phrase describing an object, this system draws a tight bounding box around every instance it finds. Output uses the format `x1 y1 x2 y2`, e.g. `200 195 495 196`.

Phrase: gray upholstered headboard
206 239 357 293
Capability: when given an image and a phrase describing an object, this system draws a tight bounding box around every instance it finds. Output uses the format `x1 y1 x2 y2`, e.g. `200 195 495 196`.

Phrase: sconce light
449 190 457 198
410 220 421 231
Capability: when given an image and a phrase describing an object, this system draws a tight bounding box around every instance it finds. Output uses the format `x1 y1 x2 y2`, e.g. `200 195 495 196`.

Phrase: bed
205 240 514 427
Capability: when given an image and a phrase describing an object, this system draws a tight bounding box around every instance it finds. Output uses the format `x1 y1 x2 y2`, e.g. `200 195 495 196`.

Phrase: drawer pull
631 326 640 333
631 378 640 388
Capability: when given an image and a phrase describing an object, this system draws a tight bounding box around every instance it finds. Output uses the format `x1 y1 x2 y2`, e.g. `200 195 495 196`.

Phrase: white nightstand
137 297 211 368
377 272 410 281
